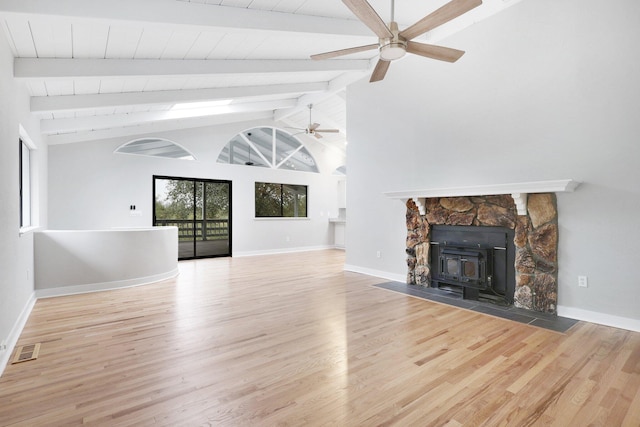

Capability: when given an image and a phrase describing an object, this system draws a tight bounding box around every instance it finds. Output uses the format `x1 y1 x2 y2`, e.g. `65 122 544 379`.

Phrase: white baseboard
557 306 640 332
2 269 179 376
233 245 333 258
343 264 406 283
0 293 37 378
35 268 179 299
341 267 640 333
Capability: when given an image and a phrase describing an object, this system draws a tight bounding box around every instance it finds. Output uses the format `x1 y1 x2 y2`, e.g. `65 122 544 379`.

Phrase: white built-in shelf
384 179 580 215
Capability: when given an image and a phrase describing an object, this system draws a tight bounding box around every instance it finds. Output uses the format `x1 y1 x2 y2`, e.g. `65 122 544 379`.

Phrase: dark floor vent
12 343 41 364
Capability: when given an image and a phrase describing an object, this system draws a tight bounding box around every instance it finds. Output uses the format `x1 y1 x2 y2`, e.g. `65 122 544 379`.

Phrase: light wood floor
1 250 639 426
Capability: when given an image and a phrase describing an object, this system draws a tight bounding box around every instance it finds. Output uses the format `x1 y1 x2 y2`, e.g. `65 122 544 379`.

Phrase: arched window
217 127 319 173
115 138 195 160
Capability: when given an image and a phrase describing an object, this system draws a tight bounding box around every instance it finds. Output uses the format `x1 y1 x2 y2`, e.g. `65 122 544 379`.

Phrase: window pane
218 127 319 173
255 182 283 217
283 184 307 217
278 146 318 173
115 138 195 160
245 128 273 166
255 182 307 218
20 140 31 228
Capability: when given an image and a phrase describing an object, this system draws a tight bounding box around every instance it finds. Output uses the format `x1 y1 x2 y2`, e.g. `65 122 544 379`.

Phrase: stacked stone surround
405 193 559 314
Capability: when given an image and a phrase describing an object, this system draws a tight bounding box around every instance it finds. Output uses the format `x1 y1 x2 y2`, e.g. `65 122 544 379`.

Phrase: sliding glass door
153 176 231 260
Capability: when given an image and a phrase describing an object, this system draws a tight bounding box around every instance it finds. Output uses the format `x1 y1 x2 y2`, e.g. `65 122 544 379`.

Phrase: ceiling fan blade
314 132 323 139
406 41 465 63
342 0 393 39
309 123 320 131
315 129 340 133
311 44 378 61
399 0 482 41
370 59 391 82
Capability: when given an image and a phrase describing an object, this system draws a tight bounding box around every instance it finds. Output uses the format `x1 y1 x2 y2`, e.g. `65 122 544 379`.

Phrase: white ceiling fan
290 104 340 139
311 0 482 82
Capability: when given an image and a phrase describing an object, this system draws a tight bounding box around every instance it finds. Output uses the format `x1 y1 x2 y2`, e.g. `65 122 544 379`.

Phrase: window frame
19 126 38 234
19 137 31 229
254 182 308 219
218 127 319 173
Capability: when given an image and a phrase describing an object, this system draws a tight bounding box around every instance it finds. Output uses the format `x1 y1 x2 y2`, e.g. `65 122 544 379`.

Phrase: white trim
35 268 179 299
233 245 333 258
253 217 310 221
383 180 581 200
340 267 640 333
18 124 37 150
0 293 36 378
557 306 640 333
384 180 580 216
343 264 406 283
18 225 42 236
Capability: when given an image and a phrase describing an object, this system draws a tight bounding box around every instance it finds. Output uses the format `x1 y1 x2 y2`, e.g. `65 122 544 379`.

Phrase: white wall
35 228 178 295
47 122 346 256
346 0 640 324
0 30 47 369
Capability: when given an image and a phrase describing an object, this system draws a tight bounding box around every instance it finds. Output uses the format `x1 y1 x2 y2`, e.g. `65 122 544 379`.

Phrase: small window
115 138 195 160
255 182 307 218
333 165 347 176
19 138 31 228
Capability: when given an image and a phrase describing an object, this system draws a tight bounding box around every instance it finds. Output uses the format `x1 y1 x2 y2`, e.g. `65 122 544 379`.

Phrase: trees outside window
255 182 307 218
154 176 232 259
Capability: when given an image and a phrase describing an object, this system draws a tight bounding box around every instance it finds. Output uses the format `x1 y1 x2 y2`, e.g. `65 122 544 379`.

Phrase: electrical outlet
376 251 381 258
578 276 588 288
0 340 7 352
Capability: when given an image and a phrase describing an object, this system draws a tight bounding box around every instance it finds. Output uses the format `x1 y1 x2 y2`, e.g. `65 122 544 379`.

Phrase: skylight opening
171 99 232 110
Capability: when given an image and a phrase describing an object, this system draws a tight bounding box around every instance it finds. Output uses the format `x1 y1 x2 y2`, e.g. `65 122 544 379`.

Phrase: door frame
153 175 232 260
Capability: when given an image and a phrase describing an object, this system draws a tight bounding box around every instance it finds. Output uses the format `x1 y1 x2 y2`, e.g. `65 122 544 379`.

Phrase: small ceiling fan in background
290 104 340 139
311 0 482 82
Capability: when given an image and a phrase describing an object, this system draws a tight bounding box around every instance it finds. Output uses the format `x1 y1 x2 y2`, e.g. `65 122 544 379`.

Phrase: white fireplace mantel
383 179 581 215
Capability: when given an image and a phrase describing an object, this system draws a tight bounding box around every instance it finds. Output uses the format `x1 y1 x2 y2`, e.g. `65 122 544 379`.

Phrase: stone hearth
406 193 559 314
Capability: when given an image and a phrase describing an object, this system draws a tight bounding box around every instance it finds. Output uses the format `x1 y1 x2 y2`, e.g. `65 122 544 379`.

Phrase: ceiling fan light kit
379 22 407 61
379 42 407 61
311 0 483 82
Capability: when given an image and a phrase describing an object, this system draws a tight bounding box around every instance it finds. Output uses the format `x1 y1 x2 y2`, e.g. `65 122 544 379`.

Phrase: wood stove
430 225 515 305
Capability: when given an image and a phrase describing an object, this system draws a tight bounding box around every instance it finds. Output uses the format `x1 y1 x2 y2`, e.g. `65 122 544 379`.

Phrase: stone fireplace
385 180 580 315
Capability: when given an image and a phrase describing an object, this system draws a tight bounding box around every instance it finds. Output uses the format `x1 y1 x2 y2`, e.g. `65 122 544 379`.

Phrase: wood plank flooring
1 249 639 426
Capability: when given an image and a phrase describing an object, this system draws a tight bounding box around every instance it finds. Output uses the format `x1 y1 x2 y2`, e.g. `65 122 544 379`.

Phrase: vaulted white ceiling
1 0 522 149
